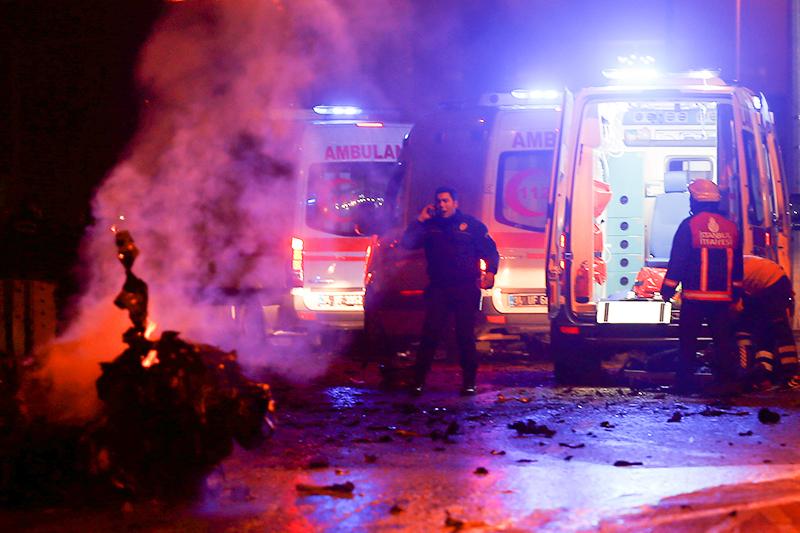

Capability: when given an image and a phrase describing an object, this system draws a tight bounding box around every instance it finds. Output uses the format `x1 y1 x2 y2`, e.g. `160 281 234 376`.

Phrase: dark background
0 0 793 231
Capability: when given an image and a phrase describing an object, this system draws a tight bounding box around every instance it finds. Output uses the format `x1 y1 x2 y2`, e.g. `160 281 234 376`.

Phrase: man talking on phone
400 186 499 396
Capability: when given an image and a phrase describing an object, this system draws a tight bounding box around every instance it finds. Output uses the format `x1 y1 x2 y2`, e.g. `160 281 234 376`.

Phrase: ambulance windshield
575 97 738 300
495 150 554 231
306 162 396 236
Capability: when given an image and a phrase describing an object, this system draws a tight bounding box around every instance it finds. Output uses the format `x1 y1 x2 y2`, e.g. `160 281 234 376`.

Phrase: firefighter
401 186 499 395
735 255 799 389
659 179 743 393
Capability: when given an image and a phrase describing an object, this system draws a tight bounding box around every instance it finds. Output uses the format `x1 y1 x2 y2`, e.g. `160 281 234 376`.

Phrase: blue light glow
510 89 561 101
313 105 363 116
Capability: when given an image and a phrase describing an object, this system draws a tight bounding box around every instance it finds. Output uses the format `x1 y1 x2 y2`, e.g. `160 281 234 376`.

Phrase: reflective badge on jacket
690 213 736 248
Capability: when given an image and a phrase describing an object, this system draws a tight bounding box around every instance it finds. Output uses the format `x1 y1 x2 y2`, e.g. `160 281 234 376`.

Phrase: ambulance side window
495 150 554 231
742 130 764 225
760 133 779 223
306 162 397 236
666 158 713 183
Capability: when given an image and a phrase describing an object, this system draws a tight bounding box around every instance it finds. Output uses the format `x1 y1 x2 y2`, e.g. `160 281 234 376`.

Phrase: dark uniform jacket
401 210 499 288
661 211 743 302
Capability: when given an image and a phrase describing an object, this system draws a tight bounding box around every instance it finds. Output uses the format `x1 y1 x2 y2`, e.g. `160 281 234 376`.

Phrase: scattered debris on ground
508 420 556 437
613 460 643 467
295 481 355 497
758 407 781 424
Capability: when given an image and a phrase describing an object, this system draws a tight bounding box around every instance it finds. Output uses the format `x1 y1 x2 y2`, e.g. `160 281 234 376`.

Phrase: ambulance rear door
297 120 411 317
755 93 791 272
484 90 572 327
733 89 775 261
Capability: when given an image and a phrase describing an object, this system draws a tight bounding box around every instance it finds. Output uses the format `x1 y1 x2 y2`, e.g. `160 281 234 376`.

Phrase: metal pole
793 0 800 194
735 0 742 81
791 0 800 328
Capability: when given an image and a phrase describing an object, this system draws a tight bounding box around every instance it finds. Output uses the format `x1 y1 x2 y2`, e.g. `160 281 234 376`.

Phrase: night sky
1 0 792 228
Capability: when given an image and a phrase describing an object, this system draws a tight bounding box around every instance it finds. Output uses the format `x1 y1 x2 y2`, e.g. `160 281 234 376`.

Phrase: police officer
736 255 799 389
660 179 743 393
401 186 499 395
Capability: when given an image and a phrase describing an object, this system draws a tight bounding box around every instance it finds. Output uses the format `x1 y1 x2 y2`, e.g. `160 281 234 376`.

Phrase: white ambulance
364 90 570 358
286 106 411 334
545 70 794 382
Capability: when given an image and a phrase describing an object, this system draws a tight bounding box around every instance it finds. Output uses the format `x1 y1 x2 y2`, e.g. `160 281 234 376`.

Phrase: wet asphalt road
5 354 800 532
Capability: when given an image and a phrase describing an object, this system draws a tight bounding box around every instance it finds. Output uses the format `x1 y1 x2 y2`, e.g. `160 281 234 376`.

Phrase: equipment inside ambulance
545 70 793 383
282 106 411 337
364 89 569 367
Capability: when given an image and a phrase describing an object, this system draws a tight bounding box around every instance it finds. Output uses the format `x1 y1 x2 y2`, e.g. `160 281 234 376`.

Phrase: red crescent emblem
505 168 546 218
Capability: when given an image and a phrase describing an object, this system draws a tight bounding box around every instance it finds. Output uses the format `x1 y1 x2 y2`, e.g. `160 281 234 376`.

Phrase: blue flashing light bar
313 105 363 116
601 68 661 82
510 89 561 101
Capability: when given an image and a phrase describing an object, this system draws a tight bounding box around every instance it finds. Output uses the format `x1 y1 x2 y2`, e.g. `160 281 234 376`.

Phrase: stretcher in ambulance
364 90 570 358
287 106 411 332
545 70 793 382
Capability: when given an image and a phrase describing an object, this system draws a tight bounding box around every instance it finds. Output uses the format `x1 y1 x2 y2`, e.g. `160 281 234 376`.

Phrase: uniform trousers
414 285 481 386
678 300 737 384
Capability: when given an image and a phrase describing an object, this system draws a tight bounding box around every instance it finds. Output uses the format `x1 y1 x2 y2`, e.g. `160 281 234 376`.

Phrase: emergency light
686 69 720 80
510 89 561 101
313 105 363 116
601 68 661 83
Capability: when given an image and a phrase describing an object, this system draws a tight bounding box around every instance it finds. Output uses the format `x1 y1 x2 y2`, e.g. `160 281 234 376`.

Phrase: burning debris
0 231 275 504
91 230 275 497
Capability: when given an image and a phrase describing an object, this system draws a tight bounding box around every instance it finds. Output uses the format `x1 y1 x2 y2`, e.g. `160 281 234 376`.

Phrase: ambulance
284 106 412 334
544 70 794 382
364 90 571 360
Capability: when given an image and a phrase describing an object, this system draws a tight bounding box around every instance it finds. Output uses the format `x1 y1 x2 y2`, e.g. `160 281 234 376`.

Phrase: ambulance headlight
313 105 363 116
510 89 561 101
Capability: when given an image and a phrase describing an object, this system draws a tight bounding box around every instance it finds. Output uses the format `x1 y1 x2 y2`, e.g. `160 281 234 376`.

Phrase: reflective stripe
726 248 733 293
778 345 797 354
755 350 775 361
781 356 799 365
739 347 749 369
681 290 733 301
663 278 679 288
700 248 708 291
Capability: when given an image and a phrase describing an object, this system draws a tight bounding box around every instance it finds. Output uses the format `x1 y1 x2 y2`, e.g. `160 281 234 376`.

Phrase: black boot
460 372 477 396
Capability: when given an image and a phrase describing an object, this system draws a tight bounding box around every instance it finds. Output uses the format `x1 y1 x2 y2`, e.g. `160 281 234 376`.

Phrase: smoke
35 0 415 422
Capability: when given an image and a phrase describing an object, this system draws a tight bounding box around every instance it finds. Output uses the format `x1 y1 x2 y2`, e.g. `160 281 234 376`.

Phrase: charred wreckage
0 230 275 504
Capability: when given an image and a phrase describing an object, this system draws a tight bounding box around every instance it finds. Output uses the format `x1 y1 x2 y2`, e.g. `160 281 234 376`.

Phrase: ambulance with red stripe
545 70 794 382
364 90 571 358
287 106 411 332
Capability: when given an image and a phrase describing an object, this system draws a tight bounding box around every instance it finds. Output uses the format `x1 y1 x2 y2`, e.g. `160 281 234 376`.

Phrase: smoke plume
37 0 414 421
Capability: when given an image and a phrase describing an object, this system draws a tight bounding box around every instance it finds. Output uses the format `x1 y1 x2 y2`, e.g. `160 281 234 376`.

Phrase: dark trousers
678 300 737 383
415 285 481 386
739 276 798 377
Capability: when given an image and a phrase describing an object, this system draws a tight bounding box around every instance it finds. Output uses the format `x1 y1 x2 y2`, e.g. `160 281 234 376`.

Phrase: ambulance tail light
290 237 304 287
557 233 568 294
574 261 590 304
364 240 375 286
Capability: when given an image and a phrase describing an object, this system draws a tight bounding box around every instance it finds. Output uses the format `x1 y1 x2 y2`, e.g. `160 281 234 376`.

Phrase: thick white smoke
37 0 417 421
